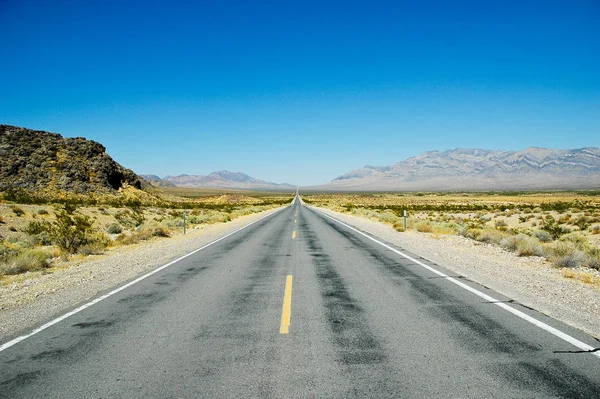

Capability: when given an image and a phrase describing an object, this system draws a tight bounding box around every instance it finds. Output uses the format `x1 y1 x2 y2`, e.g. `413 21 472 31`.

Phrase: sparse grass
0 248 52 275
562 269 600 285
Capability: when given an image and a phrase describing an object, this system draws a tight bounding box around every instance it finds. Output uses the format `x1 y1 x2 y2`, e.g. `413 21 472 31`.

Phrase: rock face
160 171 293 190
326 147 600 191
0 125 142 194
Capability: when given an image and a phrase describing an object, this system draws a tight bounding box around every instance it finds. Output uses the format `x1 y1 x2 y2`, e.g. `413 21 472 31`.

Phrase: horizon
1 1 598 185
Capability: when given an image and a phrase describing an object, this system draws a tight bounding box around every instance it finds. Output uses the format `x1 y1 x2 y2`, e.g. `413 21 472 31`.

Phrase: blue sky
1 0 599 185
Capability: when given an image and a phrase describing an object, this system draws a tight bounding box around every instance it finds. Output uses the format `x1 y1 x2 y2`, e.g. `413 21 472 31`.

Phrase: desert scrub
392 222 405 232
0 248 52 275
475 228 507 244
47 209 95 253
115 223 171 245
590 225 600 235
106 223 122 234
547 241 584 268
414 221 433 233
10 206 25 216
534 230 552 243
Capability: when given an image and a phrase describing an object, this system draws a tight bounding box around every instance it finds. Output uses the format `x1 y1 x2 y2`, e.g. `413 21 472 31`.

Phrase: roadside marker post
403 210 407 230
183 211 187 235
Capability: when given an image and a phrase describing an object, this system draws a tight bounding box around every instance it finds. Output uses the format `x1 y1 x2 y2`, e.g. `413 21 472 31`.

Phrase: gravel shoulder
0 207 284 343
312 206 600 339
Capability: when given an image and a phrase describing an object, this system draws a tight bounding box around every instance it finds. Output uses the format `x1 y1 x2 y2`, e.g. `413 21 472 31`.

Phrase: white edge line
310 206 600 359
0 206 288 353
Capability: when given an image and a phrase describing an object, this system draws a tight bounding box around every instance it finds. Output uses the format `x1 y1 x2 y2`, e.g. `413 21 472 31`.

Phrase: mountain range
317 147 600 191
144 171 294 190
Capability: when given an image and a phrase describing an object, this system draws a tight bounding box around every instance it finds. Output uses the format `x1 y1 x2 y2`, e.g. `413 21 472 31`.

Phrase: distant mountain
0 124 143 194
139 174 176 187
319 147 600 191
153 171 294 190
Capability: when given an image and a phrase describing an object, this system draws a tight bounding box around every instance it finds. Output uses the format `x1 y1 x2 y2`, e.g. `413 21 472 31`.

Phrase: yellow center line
280 275 293 334
294 219 297 223
292 230 296 239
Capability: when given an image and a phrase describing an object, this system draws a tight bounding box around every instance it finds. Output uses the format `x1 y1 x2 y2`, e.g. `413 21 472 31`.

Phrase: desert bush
553 250 584 268
540 219 569 240
590 225 600 235
534 230 552 243
47 210 94 253
476 228 507 244
152 227 170 237
494 219 508 231
458 227 481 240
414 221 433 233
24 221 47 235
559 233 588 248
392 222 405 232
0 249 51 275
431 222 459 235
115 223 170 245
516 237 546 257
106 223 122 234
10 206 25 216
573 217 590 231
27 231 52 246
500 236 520 252
547 241 583 268
77 242 106 255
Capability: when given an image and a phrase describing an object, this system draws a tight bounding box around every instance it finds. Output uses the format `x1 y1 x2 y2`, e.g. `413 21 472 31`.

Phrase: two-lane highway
1 197 599 398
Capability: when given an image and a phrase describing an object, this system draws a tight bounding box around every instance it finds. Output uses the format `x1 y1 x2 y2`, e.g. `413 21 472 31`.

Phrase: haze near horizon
1 0 598 186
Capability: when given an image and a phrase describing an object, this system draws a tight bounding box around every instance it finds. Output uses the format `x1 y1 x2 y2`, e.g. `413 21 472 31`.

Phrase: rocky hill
323 147 600 191
0 125 143 194
156 171 293 190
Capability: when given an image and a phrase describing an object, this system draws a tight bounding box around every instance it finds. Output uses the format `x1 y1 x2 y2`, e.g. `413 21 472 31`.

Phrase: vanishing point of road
1 197 599 398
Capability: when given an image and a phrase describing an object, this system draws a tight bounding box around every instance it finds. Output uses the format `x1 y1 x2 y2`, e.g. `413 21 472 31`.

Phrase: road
1 197 599 398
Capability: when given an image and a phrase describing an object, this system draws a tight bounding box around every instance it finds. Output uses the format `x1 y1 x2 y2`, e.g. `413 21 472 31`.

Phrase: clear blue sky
1 0 599 185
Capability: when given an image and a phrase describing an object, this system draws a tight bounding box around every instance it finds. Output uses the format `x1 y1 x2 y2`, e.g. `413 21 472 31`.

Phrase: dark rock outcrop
0 125 142 194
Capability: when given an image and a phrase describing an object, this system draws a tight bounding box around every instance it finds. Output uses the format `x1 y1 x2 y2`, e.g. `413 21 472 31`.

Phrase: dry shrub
0 249 51 275
115 223 170 245
414 221 433 233
431 223 459 235
77 243 106 255
548 241 583 268
534 230 552 242
500 236 520 251
476 228 507 244
392 222 405 232
516 237 545 257
458 227 481 240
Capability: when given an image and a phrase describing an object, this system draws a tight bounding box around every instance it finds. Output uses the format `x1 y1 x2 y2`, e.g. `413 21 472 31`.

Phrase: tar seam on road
280 275 293 334
0 206 289 353
310 207 600 359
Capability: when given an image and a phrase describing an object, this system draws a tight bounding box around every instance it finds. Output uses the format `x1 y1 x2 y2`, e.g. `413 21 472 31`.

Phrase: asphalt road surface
1 198 599 398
